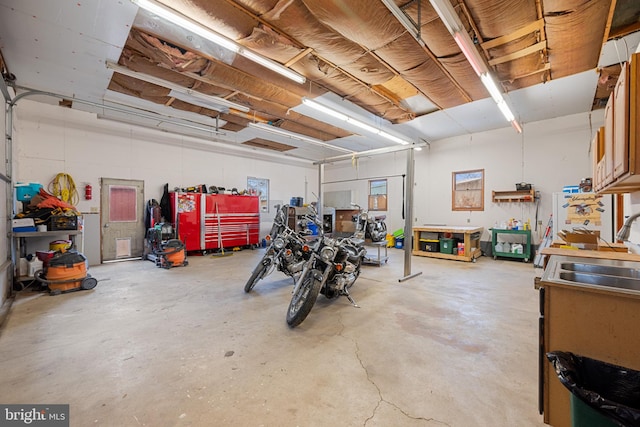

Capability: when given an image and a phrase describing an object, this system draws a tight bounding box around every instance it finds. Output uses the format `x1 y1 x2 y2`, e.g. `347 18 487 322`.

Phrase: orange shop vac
34 251 98 295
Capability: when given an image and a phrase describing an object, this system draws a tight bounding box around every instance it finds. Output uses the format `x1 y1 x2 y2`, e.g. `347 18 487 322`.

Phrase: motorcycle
244 204 313 293
351 203 387 242
286 221 366 328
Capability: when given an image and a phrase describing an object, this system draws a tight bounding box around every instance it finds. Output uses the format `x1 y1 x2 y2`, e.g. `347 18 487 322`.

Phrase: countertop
541 247 640 262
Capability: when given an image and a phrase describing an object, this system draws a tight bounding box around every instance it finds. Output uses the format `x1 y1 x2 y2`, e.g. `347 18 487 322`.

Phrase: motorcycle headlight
273 237 285 250
361 212 368 220
320 246 336 261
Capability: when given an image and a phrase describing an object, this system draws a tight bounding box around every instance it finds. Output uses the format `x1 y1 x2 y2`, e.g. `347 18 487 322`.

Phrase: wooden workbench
412 225 483 262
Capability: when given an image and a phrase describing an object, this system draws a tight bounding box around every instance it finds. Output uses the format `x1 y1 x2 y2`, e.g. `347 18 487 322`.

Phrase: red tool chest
169 192 260 252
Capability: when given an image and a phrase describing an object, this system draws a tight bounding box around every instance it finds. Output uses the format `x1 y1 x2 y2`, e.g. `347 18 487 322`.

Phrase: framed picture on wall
452 169 484 211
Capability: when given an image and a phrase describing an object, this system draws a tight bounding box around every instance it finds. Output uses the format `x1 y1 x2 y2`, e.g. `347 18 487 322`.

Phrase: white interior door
100 178 144 261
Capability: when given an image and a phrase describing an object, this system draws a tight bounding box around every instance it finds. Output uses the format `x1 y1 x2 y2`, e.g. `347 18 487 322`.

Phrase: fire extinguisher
85 184 92 200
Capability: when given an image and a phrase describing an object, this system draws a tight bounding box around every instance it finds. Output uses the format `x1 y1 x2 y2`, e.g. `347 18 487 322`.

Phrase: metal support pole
317 163 324 221
400 147 422 282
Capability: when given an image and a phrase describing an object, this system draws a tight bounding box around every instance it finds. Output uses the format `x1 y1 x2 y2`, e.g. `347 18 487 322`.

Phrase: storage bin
394 237 404 249
50 215 78 231
563 185 579 193
420 231 439 240
15 182 42 202
419 239 439 252
439 238 454 254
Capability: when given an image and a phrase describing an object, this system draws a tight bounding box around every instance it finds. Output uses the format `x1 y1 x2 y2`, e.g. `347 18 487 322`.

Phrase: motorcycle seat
374 215 386 221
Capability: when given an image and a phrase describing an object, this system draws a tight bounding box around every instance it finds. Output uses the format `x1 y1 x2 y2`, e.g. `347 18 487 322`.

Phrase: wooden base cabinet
539 256 640 426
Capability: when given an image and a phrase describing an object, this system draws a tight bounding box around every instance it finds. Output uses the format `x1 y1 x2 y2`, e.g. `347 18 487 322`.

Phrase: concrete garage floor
0 248 547 427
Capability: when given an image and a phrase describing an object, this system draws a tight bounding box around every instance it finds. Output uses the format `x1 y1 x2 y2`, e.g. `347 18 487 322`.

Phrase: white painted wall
11 99 636 267
325 110 605 245
12 99 318 248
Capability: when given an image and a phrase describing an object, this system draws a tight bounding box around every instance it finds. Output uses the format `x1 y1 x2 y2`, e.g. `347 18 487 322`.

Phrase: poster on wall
247 177 269 213
562 193 605 226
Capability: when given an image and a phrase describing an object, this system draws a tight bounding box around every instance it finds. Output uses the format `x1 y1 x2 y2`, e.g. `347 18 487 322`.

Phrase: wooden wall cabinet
595 52 640 194
592 127 605 193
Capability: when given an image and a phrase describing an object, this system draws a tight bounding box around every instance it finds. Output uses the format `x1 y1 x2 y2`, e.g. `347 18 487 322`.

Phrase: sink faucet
616 212 640 241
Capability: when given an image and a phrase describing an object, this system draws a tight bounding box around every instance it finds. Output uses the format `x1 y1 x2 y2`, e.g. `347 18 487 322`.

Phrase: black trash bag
547 351 640 427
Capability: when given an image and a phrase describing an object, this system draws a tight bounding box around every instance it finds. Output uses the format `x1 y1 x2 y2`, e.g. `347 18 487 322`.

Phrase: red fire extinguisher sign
85 184 92 200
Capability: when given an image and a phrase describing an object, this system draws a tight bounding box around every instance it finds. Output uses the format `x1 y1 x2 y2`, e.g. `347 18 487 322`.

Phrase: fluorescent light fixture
106 61 250 112
301 97 412 145
248 122 353 153
240 50 306 85
380 0 423 44
301 97 348 121
511 119 522 133
345 117 380 134
453 32 486 75
379 131 410 145
429 0 464 34
496 100 515 122
131 0 306 84
168 90 225 112
428 0 522 133
480 73 503 104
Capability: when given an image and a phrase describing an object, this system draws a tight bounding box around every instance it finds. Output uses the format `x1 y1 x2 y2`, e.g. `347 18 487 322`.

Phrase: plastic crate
439 238 455 254
419 239 439 252
50 215 78 231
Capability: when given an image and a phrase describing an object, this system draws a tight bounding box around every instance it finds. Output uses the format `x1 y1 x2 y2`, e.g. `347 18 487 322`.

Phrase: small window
368 179 387 211
109 185 137 222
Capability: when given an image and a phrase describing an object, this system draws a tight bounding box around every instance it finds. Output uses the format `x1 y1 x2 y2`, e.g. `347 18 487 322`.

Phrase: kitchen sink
560 262 640 279
558 271 640 291
542 256 640 294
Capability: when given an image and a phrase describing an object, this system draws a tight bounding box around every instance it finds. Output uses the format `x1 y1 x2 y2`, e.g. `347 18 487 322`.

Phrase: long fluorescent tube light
301 97 411 145
248 122 353 153
106 61 250 112
496 100 515 122
453 32 486 76
428 0 521 133
429 0 464 34
379 131 410 145
131 0 306 84
480 73 503 104
301 97 348 121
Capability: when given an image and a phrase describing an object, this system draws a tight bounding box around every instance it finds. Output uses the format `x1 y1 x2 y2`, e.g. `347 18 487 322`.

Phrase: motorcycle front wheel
244 259 270 293
286 269 322 327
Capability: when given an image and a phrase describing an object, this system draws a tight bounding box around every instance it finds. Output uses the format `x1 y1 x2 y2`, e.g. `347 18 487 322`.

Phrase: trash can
547 351 640 427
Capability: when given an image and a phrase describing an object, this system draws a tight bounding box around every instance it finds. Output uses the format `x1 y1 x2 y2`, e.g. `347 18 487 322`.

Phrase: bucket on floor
395 237 404 249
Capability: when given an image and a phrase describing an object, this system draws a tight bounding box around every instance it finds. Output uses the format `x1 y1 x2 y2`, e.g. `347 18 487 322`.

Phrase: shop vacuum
143 223 188 269
34 251 98 295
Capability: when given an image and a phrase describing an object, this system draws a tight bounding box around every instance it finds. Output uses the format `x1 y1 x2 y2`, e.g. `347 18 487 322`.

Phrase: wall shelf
491 189 535 203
